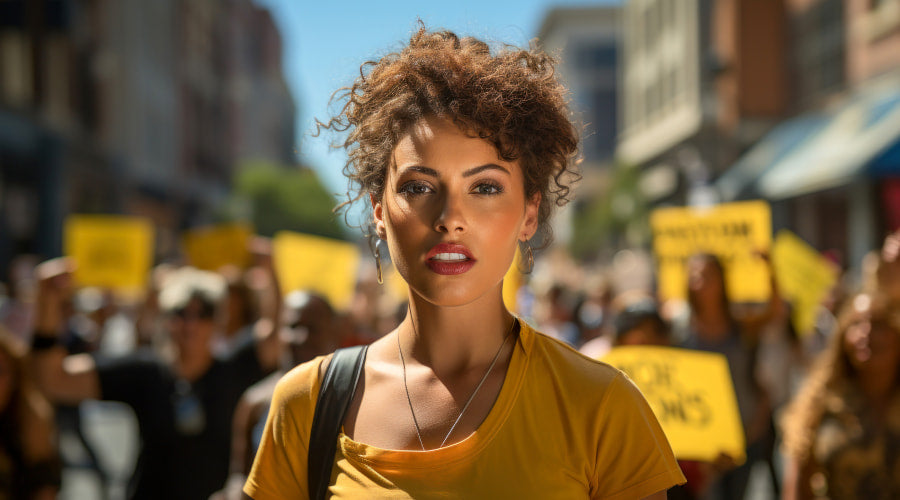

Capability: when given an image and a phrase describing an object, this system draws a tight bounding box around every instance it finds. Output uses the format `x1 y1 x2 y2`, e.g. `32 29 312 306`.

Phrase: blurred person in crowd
534 283 581 346
0 255 39 341
54 286 119 496
134 262 177 349
28 259 280 500
244 26 684 499
218 265 260 351
0 327 60 499
611 297 670 348
780 292 900 499
578 290 656 359
678 252 777 500
215 290 339 500
572 274 613 346
607 297 708 500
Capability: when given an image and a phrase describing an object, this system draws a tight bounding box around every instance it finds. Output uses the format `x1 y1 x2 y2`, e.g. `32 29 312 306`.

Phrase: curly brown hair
317 25 581 246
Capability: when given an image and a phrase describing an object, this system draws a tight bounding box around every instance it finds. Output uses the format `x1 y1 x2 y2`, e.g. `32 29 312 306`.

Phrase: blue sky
253 0 614 199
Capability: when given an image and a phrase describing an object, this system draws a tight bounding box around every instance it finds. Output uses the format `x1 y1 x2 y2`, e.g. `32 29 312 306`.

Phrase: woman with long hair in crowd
243 25 685 499
0 327 60 499
780 291 900 499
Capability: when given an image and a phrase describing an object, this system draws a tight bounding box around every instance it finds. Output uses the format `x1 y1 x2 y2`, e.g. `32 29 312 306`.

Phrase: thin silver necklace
398 315 516 451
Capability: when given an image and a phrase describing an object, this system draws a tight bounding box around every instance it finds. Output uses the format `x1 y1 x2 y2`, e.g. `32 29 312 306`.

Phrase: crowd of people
0 223 897 500
0 228 897 500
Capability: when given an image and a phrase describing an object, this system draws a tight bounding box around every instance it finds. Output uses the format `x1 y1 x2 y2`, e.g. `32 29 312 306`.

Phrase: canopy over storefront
716 76 900 201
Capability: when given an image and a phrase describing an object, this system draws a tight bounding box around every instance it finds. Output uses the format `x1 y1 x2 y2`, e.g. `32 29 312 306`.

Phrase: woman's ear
371 193 387 240
520 192 541 241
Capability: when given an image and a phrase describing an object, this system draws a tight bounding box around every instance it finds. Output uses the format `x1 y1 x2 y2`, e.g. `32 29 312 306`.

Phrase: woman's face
373 116 539 307
169 297 217 358
843 298 900 375
687 257 724 304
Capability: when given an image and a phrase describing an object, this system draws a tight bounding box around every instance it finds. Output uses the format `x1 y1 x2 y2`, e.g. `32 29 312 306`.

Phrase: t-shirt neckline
337 318 534 470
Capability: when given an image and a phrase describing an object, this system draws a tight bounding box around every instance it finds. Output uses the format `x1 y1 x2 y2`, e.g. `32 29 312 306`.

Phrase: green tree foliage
231 160 348 240
570 162 650 261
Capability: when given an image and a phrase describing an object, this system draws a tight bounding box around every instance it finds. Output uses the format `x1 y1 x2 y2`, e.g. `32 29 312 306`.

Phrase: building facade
0 0 297 278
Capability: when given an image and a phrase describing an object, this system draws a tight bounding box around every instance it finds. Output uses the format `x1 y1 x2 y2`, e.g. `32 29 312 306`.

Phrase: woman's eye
399 182 432 196
474 183 502 195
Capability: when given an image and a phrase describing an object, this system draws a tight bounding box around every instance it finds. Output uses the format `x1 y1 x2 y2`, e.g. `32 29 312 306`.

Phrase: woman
780 291 900 499
676 253 778 498
244 27 684 499
0 327 60 499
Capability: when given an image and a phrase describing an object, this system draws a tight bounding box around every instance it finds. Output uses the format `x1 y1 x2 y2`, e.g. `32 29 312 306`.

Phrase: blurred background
2 0 898 289
1 0 899 499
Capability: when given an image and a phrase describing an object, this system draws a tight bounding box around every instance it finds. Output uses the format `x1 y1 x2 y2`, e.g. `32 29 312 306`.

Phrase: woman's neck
175 349 214 382
691 305 733 340
402 291 515 377
859 369 897 415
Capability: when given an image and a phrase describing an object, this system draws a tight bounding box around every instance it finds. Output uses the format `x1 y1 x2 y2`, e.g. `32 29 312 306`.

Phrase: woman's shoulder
272 354 332 405
526 323 623 386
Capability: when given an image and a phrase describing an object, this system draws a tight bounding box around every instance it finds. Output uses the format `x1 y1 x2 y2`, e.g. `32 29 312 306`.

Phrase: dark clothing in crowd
0 421 61 499
94 337 267 500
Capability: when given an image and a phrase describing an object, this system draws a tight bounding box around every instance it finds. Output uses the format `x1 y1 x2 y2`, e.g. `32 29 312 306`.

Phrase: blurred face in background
842 297 900 376
687 255 725 309
280 293 334 367
169 297 217 359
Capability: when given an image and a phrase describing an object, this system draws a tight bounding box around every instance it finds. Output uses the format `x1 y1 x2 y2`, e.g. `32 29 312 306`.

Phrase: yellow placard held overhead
651 200 772 303
772 230 839 337
182 223 253 271
273 231 361 311
64 215 154 295
602 346 746 464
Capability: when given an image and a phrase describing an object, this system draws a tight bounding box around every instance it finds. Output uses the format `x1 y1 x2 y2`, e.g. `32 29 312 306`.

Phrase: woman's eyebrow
401 165 439 177
463 164 510 177
399 164 510 178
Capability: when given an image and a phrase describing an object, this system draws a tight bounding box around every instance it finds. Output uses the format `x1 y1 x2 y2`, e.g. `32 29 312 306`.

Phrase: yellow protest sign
182 223 253 271
651 200 772 302
772 230 838 336
273 231 360 310
602 345 745 464
64 215 154 295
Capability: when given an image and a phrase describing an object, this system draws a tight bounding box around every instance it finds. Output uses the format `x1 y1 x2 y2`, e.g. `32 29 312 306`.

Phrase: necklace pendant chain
399 316 517 451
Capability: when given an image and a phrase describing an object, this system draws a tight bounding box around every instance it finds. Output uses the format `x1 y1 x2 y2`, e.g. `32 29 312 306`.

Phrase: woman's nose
433 191 468 233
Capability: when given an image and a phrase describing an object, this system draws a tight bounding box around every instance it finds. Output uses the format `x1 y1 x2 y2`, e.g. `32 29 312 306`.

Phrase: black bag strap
308 344 368 500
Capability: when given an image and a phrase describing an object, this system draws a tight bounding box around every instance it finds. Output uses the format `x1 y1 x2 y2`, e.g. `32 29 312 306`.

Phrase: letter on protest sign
182 223 253 271
771 230 839 336
64 215 154 297
602 346 746 464
272 231 360 311
650 200 772 303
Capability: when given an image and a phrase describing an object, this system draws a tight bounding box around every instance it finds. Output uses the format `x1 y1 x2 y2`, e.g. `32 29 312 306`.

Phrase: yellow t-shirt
244 322 685 499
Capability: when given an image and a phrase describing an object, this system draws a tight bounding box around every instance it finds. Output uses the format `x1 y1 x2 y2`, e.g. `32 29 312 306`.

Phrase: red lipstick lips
426 243 476 275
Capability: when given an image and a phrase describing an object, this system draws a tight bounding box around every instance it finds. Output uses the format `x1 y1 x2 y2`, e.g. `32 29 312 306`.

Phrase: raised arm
27 258 101 405
249 237 281 372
